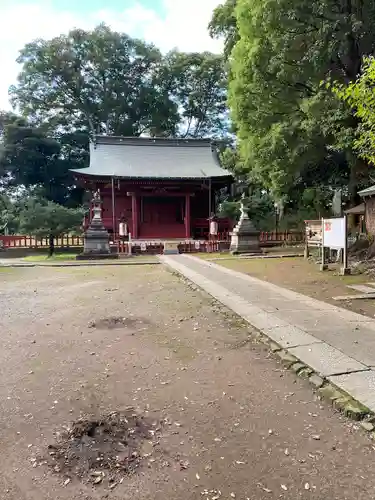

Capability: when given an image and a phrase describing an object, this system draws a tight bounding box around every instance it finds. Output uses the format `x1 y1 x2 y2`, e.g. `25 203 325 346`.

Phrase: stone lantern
77 190 115 259
230 194 261 254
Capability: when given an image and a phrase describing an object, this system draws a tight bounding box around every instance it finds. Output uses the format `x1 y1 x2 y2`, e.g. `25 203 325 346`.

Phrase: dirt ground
1 264 375 500
209 256 375 318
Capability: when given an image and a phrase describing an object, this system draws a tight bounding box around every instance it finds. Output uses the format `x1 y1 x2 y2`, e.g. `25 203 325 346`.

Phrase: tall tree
0 120 84 205
209 0 238 60
212 0 375 202
334 56 375 167
10 24 179 137
163 51 228 138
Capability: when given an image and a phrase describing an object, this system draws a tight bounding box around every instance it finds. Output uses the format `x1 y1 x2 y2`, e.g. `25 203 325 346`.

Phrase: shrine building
72 136 233 241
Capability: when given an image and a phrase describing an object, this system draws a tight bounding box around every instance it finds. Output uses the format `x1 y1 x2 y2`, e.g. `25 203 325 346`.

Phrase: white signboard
323 217 346 249
140 242 147 251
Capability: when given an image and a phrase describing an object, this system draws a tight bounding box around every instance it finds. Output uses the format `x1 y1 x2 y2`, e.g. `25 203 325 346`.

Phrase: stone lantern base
230 210 261 255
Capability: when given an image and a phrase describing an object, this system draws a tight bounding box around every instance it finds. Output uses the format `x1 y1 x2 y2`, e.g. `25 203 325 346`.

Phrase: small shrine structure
71 136 233 241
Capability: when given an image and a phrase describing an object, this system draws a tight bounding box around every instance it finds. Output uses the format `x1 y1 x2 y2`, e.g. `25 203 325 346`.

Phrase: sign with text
323 217 346 249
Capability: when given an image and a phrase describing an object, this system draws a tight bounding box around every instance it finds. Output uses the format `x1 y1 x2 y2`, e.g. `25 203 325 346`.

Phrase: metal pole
208 178 212 241
341 214 350 275
320 217 326 271
111 176 116 240
128 232 132 256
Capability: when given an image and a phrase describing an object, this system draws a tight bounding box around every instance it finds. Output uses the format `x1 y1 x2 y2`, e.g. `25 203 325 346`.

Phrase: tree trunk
347 153 360 231
48 234 55 257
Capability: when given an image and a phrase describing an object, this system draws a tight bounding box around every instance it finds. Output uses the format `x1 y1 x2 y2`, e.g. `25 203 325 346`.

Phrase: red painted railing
1 230 304 252
84 216 234 239
0 235 84 248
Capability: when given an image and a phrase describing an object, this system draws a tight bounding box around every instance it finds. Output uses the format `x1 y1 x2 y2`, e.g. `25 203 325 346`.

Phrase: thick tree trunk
48 234 55 257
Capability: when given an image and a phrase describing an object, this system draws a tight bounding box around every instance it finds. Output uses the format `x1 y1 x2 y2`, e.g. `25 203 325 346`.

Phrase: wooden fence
259 230 304 245
1 230 304 253
0 235 84 248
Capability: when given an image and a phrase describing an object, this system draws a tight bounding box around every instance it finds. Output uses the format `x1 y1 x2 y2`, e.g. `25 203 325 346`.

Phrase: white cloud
0 0 223 110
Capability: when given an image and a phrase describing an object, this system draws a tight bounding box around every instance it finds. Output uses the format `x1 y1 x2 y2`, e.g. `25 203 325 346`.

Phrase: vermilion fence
0 235 84 248
0 230 304 252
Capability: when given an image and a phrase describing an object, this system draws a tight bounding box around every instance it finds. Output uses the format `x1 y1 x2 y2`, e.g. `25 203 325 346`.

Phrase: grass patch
195 252 235 260
215 256 375 318
195 247 303 261
22 253 78 262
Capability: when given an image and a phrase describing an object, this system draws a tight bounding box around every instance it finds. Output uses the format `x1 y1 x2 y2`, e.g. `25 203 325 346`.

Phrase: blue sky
0 0 222 110
1 0 166 14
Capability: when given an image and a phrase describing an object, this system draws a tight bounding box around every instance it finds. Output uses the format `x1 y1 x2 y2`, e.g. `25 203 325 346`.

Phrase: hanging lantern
119 222 128 237
210 220 218 236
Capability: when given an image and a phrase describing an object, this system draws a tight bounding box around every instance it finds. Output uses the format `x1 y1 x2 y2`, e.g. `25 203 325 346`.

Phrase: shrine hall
72 136 233 240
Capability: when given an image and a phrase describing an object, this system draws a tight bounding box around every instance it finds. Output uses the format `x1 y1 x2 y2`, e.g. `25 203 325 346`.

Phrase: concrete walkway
161 254 375 413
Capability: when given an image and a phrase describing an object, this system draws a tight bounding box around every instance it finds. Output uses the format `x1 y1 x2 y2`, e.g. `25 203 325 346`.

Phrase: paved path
161 254 375 413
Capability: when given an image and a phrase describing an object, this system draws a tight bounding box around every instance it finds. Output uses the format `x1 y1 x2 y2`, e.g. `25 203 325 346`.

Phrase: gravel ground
0 265 374 500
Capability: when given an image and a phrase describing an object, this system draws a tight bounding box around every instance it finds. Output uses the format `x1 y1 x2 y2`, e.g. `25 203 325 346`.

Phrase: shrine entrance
139 196 186 239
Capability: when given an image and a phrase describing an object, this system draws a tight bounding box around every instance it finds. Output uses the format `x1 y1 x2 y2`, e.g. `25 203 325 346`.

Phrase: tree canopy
0 119 86 205
164 50 228 138
334 56 375 167
210 0 375 208
18 198 83 255
10 25 229 141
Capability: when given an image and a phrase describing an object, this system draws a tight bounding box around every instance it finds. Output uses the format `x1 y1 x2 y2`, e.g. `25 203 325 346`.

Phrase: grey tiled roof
71 136 232 179
358 185 375 197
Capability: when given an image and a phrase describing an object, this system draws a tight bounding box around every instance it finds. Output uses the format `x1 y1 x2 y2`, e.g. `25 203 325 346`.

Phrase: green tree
0 111 19 179
18 198 83 256
209 0 238 60
334 56 375 166
10 25 230 141
0 119 85 205
10 24 179 137
0 192 20 234
163 51 228 138
211 0 375 204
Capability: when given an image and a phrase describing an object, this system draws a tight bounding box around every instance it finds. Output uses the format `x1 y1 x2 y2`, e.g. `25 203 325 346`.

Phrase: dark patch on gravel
45 411 160 488
88 316 150 330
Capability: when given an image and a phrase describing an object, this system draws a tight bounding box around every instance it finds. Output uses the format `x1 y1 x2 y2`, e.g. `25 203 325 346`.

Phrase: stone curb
164 264 374 430
208 253 304 261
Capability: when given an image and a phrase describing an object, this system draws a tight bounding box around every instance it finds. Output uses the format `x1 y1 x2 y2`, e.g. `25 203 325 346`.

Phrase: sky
0 0 223 111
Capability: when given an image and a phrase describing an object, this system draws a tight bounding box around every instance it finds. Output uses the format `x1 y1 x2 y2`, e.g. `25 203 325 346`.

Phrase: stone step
348 284 375 294
333 293 375 301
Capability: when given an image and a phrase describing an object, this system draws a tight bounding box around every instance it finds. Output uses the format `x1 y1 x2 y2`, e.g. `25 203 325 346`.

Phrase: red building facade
72 136 233 240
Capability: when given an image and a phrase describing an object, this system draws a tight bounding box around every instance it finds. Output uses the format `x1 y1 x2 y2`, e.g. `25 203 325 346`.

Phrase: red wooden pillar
132 194 139 238
185 193 191 239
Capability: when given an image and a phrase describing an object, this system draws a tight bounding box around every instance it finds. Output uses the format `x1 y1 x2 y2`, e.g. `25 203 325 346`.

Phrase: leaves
164 51 228 138
10 25 179 137
18 198 83 238
209 0 238 59
10 25 228 141
0 119 84 205
333 56 375 166
219 0 375 201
